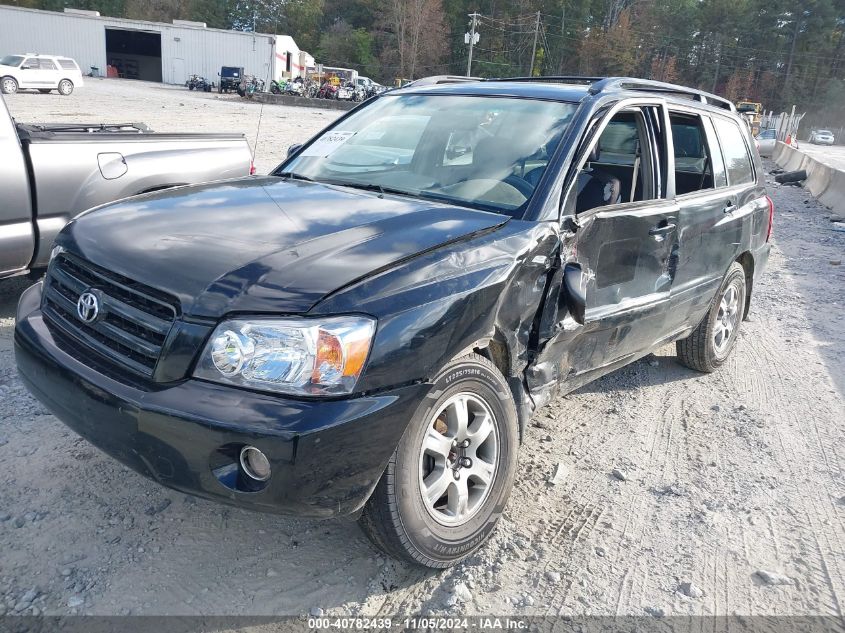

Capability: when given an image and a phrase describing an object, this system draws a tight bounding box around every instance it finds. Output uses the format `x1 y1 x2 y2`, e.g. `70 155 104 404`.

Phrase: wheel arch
471 331 532 443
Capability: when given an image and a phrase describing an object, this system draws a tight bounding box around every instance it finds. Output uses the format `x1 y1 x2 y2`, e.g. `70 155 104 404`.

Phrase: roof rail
588 77 735 111
404 75 483 87
486 76 605 85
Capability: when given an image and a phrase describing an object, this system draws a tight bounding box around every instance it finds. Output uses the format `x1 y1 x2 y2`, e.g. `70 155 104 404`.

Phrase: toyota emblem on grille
77 291 100 323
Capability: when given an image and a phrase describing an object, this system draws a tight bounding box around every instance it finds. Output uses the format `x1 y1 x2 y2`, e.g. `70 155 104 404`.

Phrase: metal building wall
0 5 276 86
0 7 107 74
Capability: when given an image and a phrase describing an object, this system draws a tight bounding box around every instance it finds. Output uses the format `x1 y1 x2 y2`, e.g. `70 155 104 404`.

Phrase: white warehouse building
0 4 312 85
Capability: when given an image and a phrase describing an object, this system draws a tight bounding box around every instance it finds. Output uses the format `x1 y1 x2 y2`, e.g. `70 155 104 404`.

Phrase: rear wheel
58 79 74 95
1 76 18 94
359 353 518 568
677 262 746 372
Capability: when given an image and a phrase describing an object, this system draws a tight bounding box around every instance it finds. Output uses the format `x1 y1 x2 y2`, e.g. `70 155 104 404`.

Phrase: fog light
240 446 271 481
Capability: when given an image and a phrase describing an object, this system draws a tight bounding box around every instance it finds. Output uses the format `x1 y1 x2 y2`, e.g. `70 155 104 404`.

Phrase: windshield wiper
276 171 315 182
321 180 414 199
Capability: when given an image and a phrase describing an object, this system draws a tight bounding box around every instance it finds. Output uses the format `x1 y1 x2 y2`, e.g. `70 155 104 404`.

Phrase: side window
712 117 755 186
39 59 58 70
574 109 654 213
23 57 38 69
669 112 716 195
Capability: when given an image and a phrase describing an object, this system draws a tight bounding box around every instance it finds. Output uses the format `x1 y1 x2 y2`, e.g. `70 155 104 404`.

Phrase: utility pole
466 12 480 77
530 11 541 76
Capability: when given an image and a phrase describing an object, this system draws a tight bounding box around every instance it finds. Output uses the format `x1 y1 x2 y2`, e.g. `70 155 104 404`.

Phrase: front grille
42 254 179 377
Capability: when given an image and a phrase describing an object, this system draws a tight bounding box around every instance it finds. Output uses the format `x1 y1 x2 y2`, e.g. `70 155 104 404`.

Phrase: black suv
15 76 772 568
218 66 244 93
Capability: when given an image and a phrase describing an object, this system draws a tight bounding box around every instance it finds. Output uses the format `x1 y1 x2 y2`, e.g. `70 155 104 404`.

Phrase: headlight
194 316 376 396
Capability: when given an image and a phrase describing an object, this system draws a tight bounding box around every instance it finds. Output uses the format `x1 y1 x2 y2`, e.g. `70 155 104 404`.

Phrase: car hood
58 177 509 317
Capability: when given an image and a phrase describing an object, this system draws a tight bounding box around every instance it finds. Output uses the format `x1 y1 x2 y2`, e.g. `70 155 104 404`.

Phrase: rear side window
713 117 755 186
58 59 78 70
669 112 716 195
39 59 58 70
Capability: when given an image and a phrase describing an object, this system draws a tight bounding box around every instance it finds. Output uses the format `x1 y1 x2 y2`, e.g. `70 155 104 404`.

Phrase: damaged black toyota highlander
15 76 772 568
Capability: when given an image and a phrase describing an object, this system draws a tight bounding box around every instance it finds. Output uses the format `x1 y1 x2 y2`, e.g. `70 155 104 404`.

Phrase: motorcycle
270 79 286 94
238 75 265 98
285 78 304 97
352 85 367 102
317 81 338 99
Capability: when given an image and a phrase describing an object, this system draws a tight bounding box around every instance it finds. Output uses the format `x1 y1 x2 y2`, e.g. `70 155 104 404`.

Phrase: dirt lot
0 80 843 619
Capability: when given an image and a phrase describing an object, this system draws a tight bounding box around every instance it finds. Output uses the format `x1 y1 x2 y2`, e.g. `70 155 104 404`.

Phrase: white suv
0 54 84 96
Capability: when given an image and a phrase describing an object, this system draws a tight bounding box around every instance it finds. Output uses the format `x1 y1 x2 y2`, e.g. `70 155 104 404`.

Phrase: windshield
817 130 832 135
758 129 776 139
0 55 23 67
278 94 577 216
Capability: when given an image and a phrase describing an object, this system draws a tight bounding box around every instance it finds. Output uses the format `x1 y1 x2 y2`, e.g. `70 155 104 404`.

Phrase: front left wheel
1 76 18 94
359 353 518 568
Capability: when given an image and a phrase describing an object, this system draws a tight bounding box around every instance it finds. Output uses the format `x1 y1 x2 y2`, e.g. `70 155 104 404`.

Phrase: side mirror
287 143 302 157
563 262 586 325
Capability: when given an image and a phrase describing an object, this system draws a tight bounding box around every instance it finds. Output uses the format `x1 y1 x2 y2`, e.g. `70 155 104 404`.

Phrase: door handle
649 223 676 236
724 202 738 214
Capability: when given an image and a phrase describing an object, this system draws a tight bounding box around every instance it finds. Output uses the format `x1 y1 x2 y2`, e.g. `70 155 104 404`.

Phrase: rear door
664 111 757 334
661 108 734 333
38 58 60 87
527 100 680 396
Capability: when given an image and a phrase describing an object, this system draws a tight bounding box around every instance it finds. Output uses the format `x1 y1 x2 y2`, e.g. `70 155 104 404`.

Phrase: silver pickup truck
1 94 253 279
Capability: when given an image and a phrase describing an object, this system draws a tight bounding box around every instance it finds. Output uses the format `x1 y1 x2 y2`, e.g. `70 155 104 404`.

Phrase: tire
1 76 18 94
38 89 52 94
676 262 747 373
358 353 518 568
57 79 74 96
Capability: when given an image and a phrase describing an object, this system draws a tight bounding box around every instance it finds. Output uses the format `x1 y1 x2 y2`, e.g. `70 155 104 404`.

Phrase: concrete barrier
253 93 356 111
772 142 845 215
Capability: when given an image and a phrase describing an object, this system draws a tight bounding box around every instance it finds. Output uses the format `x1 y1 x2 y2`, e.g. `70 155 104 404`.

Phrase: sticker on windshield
300 131 355 157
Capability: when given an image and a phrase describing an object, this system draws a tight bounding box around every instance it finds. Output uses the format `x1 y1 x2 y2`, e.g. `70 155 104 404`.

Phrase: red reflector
249 161 256 176
765 195 774 241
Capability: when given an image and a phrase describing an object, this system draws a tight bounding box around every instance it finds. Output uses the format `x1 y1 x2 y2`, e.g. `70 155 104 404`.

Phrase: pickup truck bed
1 95 253 278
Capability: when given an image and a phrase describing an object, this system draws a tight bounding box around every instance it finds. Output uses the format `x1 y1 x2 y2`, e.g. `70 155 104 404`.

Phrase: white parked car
809 129 835 145
0 54 84 95
755 128 777 157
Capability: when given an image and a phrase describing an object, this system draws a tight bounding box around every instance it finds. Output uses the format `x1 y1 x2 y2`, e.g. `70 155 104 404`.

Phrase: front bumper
14 282 428 518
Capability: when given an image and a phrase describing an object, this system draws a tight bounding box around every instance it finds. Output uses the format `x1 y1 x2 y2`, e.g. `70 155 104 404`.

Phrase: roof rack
483 75 735 111
404 75 483 87
588 77 735 111
486 76 605 85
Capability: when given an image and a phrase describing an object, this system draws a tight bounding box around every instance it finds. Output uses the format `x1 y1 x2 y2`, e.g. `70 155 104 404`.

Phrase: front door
19 58 54 88
527 102 679 399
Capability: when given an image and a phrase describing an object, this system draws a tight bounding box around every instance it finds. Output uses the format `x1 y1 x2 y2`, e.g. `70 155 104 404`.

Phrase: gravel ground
1 80 844 619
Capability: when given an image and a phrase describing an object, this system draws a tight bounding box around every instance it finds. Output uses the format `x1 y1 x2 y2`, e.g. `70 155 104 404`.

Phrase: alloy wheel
713 282 741 354
418 392 499 527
